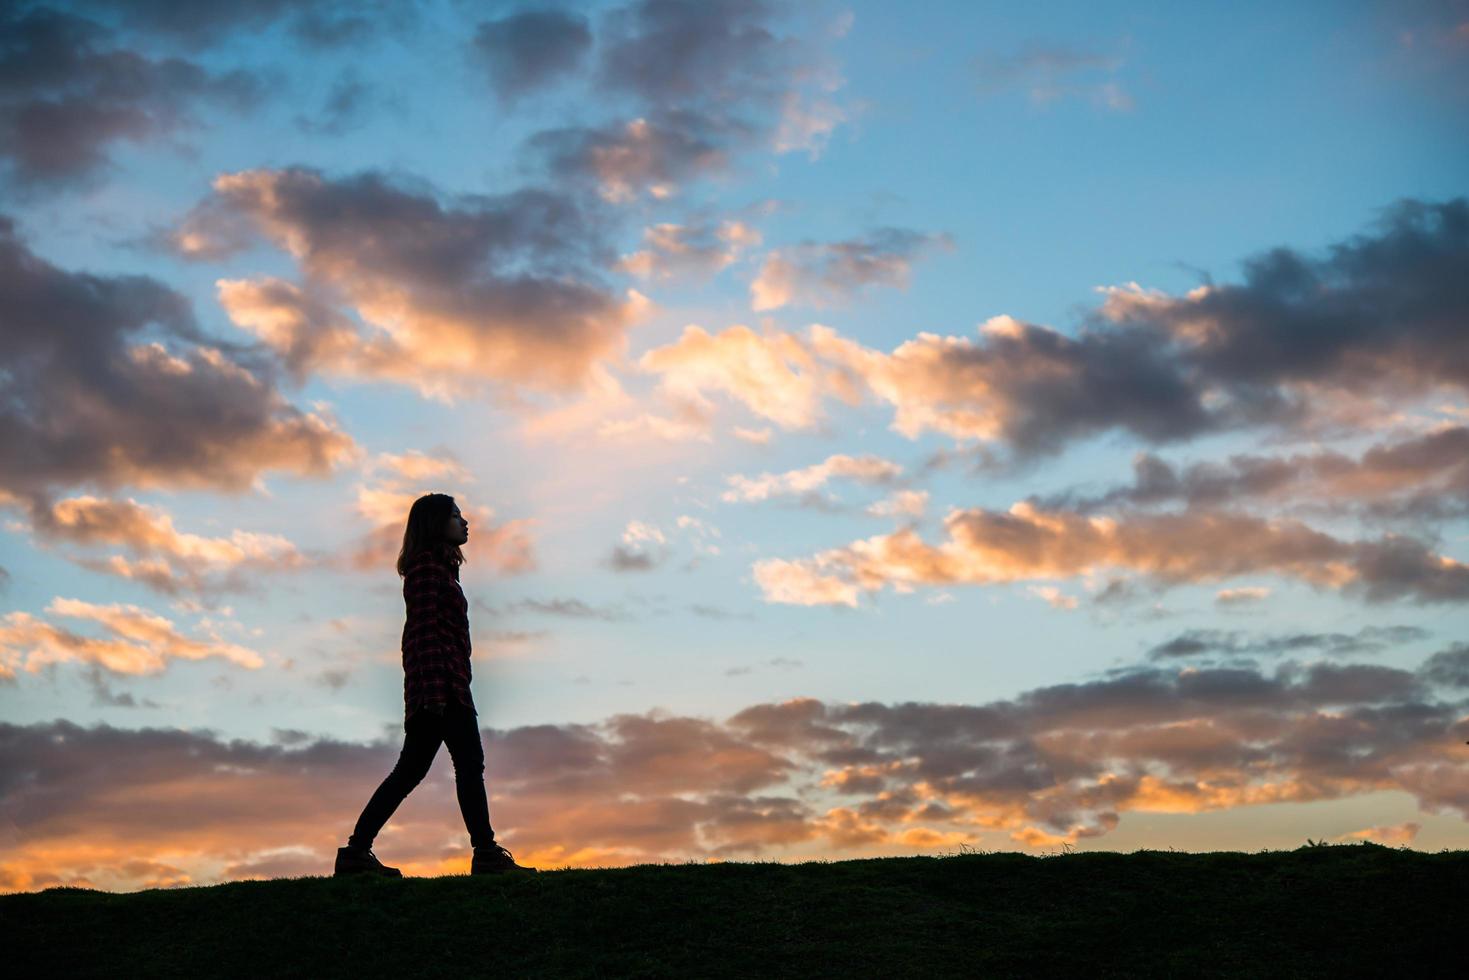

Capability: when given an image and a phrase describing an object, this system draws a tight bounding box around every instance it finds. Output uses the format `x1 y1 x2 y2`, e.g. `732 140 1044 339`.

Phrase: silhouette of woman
335 492 534 876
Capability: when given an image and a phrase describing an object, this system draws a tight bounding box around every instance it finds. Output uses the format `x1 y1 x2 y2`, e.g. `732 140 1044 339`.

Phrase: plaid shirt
400 549 475 727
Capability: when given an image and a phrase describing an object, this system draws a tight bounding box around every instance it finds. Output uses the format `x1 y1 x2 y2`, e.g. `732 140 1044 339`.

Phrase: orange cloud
191 168 649 399
1335 822 1421 846
3 649 1466 892
0 597 264 680
12 494 307 597
343 454 535 577
752 501 1469 606
722 453 903 503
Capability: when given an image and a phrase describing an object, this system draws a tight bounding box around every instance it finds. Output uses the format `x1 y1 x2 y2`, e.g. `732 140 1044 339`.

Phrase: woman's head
396 493 469 577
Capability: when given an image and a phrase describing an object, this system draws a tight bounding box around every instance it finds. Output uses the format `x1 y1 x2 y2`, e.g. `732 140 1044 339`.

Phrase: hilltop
3 843 1463 977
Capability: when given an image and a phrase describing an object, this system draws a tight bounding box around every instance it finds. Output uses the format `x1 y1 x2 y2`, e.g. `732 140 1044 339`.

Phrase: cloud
971 40 1133 112
606 519 669 572
750 227 955 311
292 70 375 136
214 277 378 388
603 516 725 572
1146 625 1432 662
1027 585 1078 610
495 598 631 622
866 490 929 519
1418 643 1469 688
0 7 264 192
692 603 754 622
0 596 264 681
619 218 760 282
1096 198 1469 416
675 514 722 556
343 452 536 576
595 0 798 110
67 0 409 48
173 166 647 397
636 323 860 432
732 425 772 445
1034 424 1469 528
721 452 903 504
471 9 593 103
9 493 307 598
636 199 1469 465
0 215 359 503
517 0 850 201
816 315 1223 449
1333 822 1421 846
635 316 1216 451
773 89 847 158
527 110 752 203
751 501 1469 607
3 648 1465 891
1215 586 1270 607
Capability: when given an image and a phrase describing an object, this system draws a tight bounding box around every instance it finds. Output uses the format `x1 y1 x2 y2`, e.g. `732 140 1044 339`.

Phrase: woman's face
445 503 469 546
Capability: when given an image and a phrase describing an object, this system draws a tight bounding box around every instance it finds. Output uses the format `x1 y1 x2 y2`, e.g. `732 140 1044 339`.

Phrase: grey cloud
971 40 1132 111
0 214 357 502
527 107 752 199
751 227 956 310
1104 198 1469 413
517 0 843 200
80 663 163 709
0 7 264 191
691 603 755 621
927 317 1231 461
723 655 799 676
595 0 795 111
501 597 630 621
169 166 639 392
619 213 760 282
1035 425 1469 528
972 43 1123 89
4 647 1465 891
797 198 1468 469
1148 624 1432 661
471 8 592 102
607 544 661 572
1349 532 1469 604
292 71 374 136
66 0 410 48
1418 643 1469 688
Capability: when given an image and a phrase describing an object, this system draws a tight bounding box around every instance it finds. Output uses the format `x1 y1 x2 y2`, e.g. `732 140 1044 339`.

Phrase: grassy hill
3 842 1464 977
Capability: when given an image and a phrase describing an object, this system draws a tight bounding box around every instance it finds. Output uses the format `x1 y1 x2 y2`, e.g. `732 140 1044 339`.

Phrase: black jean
348 700 496 851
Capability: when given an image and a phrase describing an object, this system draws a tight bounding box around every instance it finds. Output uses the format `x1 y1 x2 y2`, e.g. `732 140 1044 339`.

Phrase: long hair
396 492 465 579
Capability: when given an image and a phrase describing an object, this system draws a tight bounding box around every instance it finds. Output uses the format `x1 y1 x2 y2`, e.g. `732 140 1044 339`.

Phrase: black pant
348 700 495 851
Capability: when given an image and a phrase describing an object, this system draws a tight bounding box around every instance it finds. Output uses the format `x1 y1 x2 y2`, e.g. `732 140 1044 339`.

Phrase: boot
335 843 403 877
471 840 536 874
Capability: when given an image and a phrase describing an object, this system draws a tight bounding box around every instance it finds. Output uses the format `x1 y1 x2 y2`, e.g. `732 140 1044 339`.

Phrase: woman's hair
396 492 465 579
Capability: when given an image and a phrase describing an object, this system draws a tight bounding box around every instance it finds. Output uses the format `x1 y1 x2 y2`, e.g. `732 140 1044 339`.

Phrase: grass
3 842 1463 978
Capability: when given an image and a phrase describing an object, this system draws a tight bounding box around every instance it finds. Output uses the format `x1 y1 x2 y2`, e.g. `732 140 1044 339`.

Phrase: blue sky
1 0 1467 889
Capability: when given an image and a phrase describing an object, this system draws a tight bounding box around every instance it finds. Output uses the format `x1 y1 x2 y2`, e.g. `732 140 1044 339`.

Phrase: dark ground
2 842 1463 977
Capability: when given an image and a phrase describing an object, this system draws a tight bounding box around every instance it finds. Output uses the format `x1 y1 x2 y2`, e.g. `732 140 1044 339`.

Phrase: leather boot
334 844 403 877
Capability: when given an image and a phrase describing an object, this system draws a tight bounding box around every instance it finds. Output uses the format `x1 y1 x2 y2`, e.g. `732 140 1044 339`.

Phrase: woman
335 492 533 876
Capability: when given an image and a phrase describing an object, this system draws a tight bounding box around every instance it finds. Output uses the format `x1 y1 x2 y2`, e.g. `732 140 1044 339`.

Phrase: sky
1 0 1467 892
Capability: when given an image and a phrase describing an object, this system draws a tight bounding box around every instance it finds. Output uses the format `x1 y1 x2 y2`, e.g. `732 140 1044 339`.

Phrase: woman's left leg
441 701 496 849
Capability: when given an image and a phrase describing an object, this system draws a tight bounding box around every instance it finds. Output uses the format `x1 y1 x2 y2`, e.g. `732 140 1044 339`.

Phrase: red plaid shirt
400 549 475 728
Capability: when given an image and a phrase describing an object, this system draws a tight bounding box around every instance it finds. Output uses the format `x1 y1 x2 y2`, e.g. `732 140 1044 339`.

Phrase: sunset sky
2 0 1467 893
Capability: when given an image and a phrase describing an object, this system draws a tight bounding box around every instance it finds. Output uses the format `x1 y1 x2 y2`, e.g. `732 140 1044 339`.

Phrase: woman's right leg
347 713 442 850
